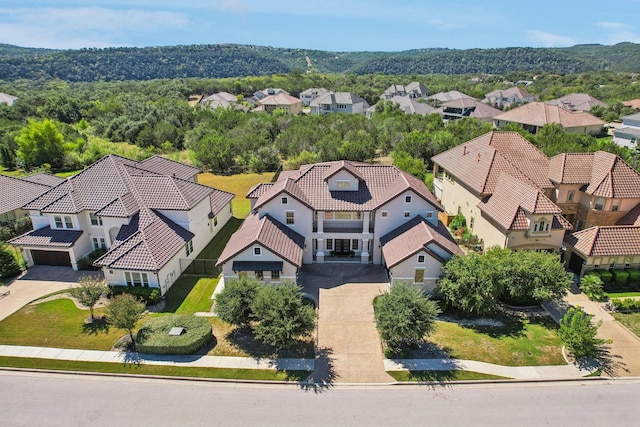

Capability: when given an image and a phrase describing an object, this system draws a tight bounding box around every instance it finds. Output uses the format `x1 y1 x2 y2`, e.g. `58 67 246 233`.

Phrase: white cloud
527 30 576 47
596 21 640 44
0 7 188 48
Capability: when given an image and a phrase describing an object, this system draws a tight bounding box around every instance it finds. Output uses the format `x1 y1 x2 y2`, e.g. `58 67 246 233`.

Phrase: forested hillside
0 43 639 82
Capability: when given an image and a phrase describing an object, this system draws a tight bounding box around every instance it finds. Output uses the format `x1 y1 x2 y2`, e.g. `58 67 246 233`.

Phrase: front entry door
335 239 350 253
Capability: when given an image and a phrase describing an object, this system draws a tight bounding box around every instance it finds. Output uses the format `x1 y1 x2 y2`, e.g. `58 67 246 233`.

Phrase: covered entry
31 249 72 267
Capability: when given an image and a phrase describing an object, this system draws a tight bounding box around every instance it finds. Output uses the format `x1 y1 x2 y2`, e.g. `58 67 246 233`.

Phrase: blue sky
2 1 640 51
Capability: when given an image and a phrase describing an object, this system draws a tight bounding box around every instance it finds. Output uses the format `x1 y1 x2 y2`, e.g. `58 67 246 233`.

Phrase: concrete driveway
300 264 395 384
0 266 98 321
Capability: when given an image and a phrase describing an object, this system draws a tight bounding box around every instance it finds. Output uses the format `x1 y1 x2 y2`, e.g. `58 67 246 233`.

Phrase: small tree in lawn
107 293 146 348
580 273 605 302
558 307 608 358
373 282 441 351
70 275 108 321
214 277 260 326
250 282 316 351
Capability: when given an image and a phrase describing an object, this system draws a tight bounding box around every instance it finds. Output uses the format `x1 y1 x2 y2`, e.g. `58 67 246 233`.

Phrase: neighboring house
613 112 640 149
380 82 430 100
9 155 234 295
309 92 369 115
201 92 248 112
217 160 460 291
482 86 536 109
439 99 502 123
0 173 63 226
547 93 606 112
0 92 18 106
255 93 302 115
427 91 474 107
623 99 640 111
248 88 288 105
493 102 605 134
372 96 437 117
299 88 330 107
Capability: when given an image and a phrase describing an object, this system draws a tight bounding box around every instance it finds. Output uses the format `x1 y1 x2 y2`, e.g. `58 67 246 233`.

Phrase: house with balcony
613 112 640 149
217 160 461 291
9 155 234 295
309 92 369 115
439 98 502 123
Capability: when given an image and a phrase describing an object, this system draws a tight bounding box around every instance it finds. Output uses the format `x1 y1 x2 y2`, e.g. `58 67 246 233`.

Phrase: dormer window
533 218 550 233
337 180 350 190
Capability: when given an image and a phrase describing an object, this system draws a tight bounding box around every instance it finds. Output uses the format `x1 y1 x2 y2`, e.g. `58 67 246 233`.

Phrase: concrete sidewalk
0 344 314 371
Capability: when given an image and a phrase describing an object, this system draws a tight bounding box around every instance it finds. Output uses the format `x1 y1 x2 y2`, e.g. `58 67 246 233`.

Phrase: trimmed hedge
135 315 213 355
627 269 640 288
109 285 158 304
597 270 613 285
612 269 630 287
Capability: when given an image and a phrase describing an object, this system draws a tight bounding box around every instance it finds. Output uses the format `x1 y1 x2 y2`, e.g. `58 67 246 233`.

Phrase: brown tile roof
246 183 273 199
564 226 640 257
547 93 606 112
94 208 194 271
138 156 201 181
21 173 65 187
9 226 82 247
484 86 534 100
0 174 53 215
258 93 301 106
322 160 365 181
380 216 462 268
432 131 552 196
616 203 640 226
494 102 605 129
209 190 234 215
478 173 569 231
252 161 441 212
623 99 640 110
548 153 594 184
584 151 640 198
216 213 305 268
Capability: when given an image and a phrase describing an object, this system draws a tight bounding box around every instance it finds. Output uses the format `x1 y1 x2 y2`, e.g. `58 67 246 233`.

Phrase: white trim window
125 271 149 287
286 211 295 225
405 195 412 204
185 240 194 256
403 211 411 219
337 180 350 190
414 269 425 283
417 254 425 263
381 211 388 219
254 246 262 256
281 196 288 205
89 212 103 226
92 237 106 250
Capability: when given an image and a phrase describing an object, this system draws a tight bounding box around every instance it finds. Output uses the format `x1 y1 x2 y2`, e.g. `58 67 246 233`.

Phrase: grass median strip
0 356 311 381
387 370 510 382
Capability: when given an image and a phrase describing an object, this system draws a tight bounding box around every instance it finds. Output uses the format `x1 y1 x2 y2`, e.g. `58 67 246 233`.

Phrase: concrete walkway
0 344 314 371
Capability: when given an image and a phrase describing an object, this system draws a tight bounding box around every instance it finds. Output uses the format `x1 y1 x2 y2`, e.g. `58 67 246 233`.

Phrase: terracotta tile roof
380 216 462 268
94 208 194 271
21 173 65 187
216 213 305 268
477 173 568 231
258 93 301 106
548 153 594 184
432 131 552 196
253 161 441 212
494 102 605 129
623 99 640 110
584 151 640 198
0 174 54 215
95 193 140 218
138 156 201 181
9 226 82 247
616 203 640 226
564 226 640 257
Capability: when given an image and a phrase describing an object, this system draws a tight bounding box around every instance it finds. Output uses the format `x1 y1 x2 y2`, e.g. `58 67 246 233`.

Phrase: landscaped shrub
627 269 640 288
135 315 213 355
109 285 156 304
0 245 21 279
77 248 107 270
597 269 613 285
611 269 630 287
579 273 605 302
611 298 640 312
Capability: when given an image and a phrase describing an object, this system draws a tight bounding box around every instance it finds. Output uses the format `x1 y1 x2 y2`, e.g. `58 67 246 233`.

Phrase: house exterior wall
387 249 444 293
326 170 360 191
221 244 298 283
612 131 638 149
258 196 314 263
564 247 640 276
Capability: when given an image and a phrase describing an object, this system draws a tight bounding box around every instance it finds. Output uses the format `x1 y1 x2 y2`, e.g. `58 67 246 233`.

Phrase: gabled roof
9 226 82 248
247 183 274 200
623 99 640 110
585 151 640 198
617 203 640 226
565 226 640 257
477 173 569 231
547 93 606 112
201 92 237 103
21 173 65 187
252 161 441 212
0 174 56 215
138 155 201 180
380 216 462 268
258 93 301 106
216 213 305 268
484 86 534 100
548 153 594 184
300 87 329 97
387 96 437 115
310 92 368 107
432 131 553 196
322 160 365 181
494 102 605 129
440 98 502 120
94 208 194 271
209 189 235 215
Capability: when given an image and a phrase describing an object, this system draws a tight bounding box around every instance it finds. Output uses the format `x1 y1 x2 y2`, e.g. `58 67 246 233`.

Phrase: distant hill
0 43 638 81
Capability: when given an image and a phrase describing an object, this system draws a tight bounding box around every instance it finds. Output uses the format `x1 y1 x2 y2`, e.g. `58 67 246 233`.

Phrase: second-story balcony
313 220 373 233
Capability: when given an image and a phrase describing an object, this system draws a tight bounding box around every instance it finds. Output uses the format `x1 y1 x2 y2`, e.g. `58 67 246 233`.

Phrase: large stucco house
482 87 536 109
217 161 461 291
612 112 640 149
309 92 369 115
10 155 234 295
493 102 605 134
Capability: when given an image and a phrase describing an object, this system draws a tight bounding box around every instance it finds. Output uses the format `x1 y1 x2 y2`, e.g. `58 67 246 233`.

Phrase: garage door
31 250 71 267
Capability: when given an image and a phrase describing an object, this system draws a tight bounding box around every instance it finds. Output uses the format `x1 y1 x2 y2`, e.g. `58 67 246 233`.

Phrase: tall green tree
70 275 108 320
15 119 65 170
107 293 146 347
558 307 607 358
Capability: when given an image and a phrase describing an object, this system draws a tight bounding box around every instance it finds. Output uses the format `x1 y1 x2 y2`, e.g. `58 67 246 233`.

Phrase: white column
317 211 324 233
317 238 325 263
361 238 369 264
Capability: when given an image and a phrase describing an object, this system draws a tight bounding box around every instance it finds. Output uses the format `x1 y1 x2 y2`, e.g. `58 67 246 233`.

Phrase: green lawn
612 312 640 338
606 291 640 298
0 298 136 350
428 317 565 366
162 277 218 314
198 172 275 218
387 370 510 382
196 217 243 260
0 356 310 381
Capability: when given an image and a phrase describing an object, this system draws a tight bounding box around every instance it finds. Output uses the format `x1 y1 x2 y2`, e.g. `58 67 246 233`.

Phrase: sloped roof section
0 174 55 215
432 131 552 196
493 102 605 129
9 226 82 247
617 203 640 226
322 160 365 181
565 226 640 257
209 189 234 215
21 173 65 187
380 216 462 268
585 151 640 198
548 153 594 184
216 213 305 268
138 156 201 181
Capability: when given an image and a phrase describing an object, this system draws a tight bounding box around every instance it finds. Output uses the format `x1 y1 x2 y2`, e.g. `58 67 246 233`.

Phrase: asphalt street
0 370 636 426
